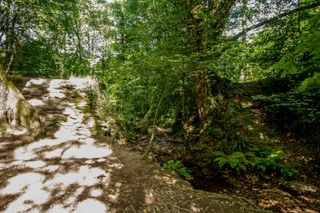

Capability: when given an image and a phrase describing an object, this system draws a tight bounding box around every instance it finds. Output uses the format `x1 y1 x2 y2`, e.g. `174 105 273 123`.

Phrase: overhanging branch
231 1 320 40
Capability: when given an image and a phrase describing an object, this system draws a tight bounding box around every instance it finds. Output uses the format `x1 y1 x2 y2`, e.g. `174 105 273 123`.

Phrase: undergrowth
163 160 193 180
209 146 297 179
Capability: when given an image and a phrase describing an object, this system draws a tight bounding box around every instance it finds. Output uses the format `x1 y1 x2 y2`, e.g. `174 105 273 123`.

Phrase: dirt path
0 78 266 213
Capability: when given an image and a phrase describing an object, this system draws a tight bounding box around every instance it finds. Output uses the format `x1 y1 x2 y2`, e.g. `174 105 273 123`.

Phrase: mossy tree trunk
0 65 44 138
186 0 236 130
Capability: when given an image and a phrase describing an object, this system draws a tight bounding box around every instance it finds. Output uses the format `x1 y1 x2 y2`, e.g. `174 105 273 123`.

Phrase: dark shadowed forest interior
0 0 319 212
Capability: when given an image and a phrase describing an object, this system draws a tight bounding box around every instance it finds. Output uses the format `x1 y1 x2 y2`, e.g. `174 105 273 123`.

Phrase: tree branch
232 1 320 40
5 41 17 74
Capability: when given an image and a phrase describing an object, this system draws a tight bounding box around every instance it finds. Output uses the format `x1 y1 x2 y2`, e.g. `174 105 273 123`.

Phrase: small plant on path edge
163 160 193 180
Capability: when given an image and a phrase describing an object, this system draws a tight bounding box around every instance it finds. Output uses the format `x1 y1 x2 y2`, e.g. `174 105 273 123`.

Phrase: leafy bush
163 160 193 180
85 87 98 110
253 88 320 143
280 165 298 180
248 147 284 173
211 151 252 173
210 146 297 179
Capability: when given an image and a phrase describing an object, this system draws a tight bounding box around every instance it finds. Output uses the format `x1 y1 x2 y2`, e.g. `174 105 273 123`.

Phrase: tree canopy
0 1 319 209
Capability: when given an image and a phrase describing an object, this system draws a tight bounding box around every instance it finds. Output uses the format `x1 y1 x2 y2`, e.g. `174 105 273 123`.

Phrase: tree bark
189 0 236 123
5 41 17 74
239 0 248 83
0 65 44 138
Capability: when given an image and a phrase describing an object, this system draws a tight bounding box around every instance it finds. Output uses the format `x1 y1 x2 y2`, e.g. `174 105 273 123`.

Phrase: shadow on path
0 78 266 213
0 78 113 212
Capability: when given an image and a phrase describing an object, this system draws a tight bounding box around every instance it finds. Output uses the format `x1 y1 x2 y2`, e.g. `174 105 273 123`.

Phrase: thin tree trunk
5 41 17 74
241 0 248 42
141 84 167 159
240 0 248 83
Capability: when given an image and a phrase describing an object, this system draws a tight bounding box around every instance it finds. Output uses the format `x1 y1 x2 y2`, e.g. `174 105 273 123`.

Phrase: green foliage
11 40 58 77
210 146 297 179
101 49 196 136
280 165 298 180
85 87 98 110
163 160 193 180
249 6 320 89
1 0 105 77
275 13 320 82
211 151 252 172
1 0 315 183
248 146 284 173
298 72 320 92
253 88 320 142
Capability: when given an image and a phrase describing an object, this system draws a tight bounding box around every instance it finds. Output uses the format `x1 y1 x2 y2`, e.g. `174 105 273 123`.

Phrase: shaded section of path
0 78 266 212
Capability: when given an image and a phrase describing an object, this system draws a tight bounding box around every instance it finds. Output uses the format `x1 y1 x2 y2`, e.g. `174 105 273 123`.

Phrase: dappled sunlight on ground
48 79 66 98
25 79 47 87
0 78 114 212
0 77 268 213
4 128 28 137
69 76 97 91
28 98 45 106
144 189 155 205
154 174 177 185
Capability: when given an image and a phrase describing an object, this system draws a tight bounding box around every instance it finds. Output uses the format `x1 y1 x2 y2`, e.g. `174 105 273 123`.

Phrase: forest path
0 78 266 213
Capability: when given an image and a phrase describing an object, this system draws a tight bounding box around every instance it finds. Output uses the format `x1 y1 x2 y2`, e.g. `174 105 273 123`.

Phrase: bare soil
0 78 266 213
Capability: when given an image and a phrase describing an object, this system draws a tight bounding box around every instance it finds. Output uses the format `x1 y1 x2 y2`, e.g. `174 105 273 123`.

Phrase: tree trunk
189 0 236 123
239 0 248 83
0 66 44 138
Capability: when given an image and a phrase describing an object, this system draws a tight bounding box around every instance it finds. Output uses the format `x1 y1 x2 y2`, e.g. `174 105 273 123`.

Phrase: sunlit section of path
0 78 114 212
0 78 266 213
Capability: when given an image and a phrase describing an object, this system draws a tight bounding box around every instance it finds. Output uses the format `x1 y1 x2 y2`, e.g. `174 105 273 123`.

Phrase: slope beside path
0 78 266 212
